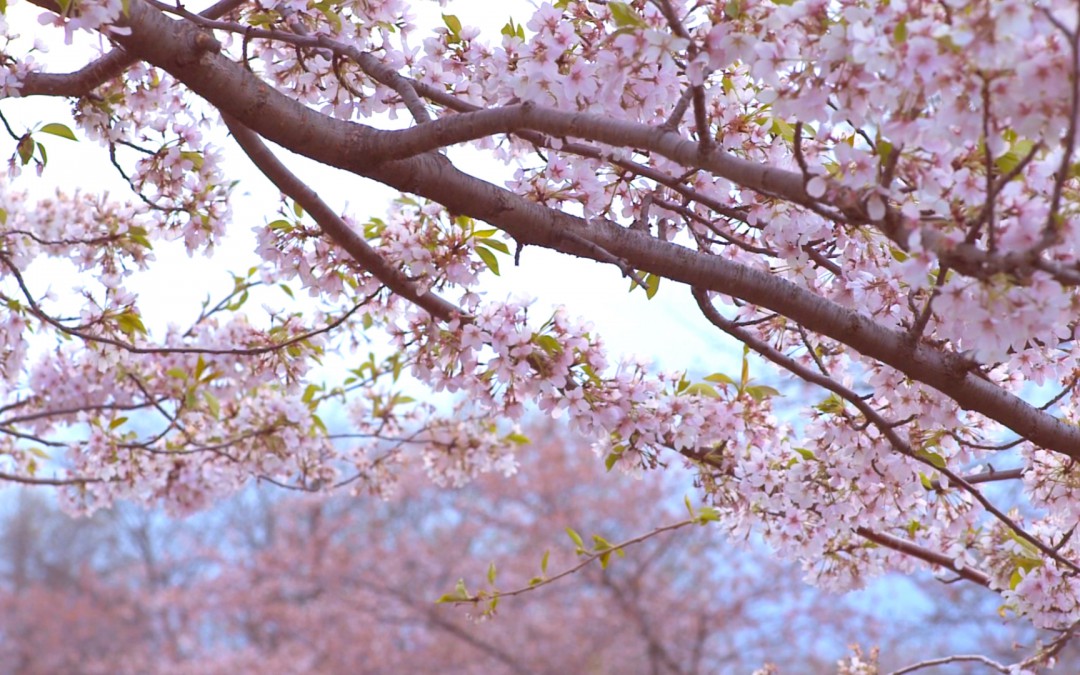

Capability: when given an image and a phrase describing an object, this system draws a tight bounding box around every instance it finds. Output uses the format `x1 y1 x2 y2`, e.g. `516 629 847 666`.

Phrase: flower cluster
8 0 1080 649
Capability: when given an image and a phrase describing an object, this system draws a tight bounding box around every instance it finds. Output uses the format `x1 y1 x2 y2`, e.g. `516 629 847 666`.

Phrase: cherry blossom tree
0 423 1066 673
4 0 1080 669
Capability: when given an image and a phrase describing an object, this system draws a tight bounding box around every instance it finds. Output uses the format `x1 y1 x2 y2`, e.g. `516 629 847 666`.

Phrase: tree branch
17 0 247 97
22 0 1080 462
220 115 460 321
855 528 991 587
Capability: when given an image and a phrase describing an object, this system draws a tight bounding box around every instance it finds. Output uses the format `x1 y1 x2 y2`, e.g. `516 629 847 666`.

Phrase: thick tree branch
17 0 247 97
371 103 805 200
21 0 1080 462
25 0 1077 291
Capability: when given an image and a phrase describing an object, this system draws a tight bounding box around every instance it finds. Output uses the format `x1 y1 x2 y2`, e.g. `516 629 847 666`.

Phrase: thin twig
693 288 1080 578
452 517 700 605
0 250 373 356
888 653 1008 675
221 116 460 320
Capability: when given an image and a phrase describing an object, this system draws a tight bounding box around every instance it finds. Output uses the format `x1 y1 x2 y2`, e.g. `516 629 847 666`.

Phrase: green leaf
599 551 612 569
487 562 497 585
179 150 204 170
704 372 735 386
478 237 509 254
108 416 128 430
996 138 1036 174
533 334 561 354
496 19 524 39
203 391 220 419
505 432 531 445
604 451 621 472
673 375 688 394
609 2 644 27
644 272 660 299
116 311 146 337
1006 529 1042 558
313 2 342 32
292 200 304 218
745 384 780 401
566 527 585 550
246 10 278 26
877 138 894 164
684 382 720 399
454 578 470 599
166 367 188 379
770 117 795 142
915 448 947 470
39 123 77 141
816 394 845 414
794 447 816 461
696 506 721 524
227 290 248 311
363 218 386 239
540 550 550 574
442 13 462 37
127 225 152 249
17 136 34 165
893 18 908 44
591 534 613 551
476 246 500 275
918 472 933 490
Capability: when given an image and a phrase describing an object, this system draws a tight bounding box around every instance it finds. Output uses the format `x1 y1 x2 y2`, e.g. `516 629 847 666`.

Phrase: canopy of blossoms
3 0 1080 667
